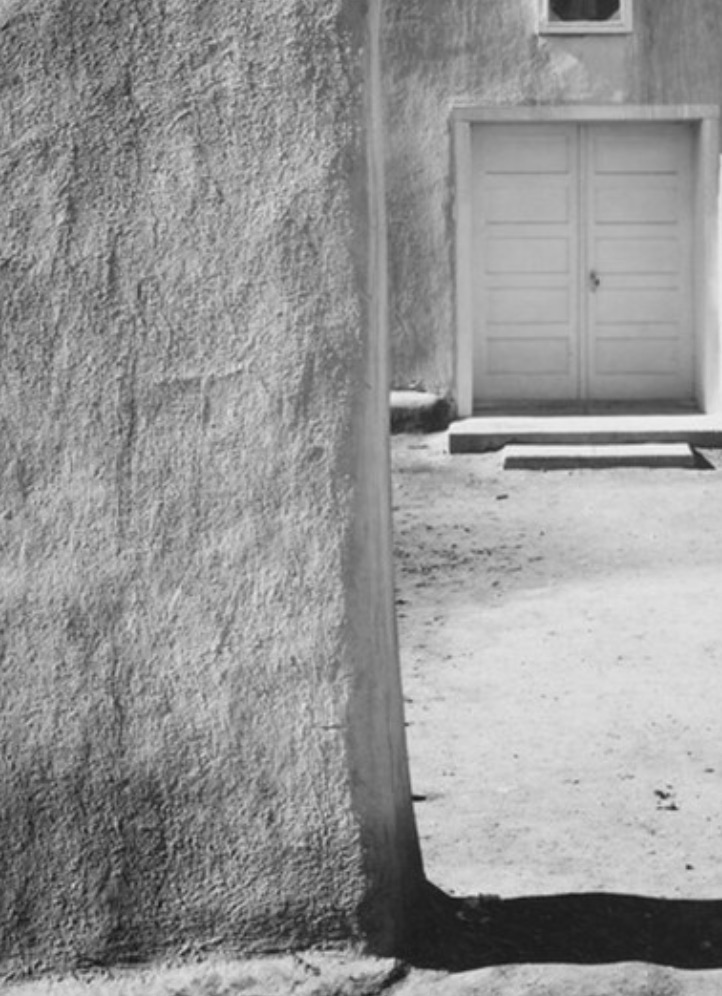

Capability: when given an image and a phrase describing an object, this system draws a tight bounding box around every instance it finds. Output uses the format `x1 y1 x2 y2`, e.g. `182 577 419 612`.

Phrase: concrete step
448 414 722 454
503 442 697 470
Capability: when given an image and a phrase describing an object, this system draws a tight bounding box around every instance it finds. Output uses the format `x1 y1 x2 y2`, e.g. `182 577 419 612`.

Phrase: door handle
589 269 601 292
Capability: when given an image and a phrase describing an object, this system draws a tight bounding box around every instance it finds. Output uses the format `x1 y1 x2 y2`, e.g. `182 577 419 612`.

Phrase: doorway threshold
448 412 722 454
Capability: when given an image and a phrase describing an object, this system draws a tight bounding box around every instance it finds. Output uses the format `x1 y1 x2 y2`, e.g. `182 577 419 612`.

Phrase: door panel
482 132 573 173
486 186 572 224
593 183 680 225
595 289 681 324
471 121 695 409
594 338 681 375
485 238 570 274
488 287 571 324
488 338 571 375
593 134 681 173
472 124 580 405
586 125 693 402
596 239 679 274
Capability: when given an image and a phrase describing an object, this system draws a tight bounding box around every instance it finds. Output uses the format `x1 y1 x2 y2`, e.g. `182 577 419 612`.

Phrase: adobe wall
384 0 722 396
0 0 421 975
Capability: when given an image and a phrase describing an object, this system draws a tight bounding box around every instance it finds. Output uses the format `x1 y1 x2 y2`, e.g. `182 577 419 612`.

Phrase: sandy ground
392 432 722 901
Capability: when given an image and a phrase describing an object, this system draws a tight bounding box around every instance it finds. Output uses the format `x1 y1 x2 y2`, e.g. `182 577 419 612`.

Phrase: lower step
448 415 722 453
503 443 697 470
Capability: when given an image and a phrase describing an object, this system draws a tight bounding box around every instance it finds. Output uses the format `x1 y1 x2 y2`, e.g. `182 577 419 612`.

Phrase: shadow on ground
411 882 722 972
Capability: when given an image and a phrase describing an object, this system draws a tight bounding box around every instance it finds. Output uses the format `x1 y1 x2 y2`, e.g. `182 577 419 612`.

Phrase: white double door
472 122 695 408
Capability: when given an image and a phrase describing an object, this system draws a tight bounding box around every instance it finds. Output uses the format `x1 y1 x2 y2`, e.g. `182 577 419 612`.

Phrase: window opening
539 0 632 33
550 0 620 21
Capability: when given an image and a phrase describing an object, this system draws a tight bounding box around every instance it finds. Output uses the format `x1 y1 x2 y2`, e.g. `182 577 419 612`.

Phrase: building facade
384 0 722 416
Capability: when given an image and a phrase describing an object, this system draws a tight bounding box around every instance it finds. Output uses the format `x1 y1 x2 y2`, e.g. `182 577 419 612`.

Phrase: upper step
448 414 722 454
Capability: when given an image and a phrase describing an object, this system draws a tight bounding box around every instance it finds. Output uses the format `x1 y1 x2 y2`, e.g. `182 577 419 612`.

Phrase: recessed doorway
453 107 720 418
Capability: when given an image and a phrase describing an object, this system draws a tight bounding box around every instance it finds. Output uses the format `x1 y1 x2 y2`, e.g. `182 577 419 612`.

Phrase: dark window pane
550 0 621 21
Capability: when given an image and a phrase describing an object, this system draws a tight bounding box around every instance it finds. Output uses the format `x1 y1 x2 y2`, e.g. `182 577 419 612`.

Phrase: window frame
538 0 633 35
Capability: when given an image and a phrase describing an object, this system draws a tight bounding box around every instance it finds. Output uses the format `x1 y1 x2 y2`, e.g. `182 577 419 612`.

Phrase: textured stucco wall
0 0 421 975
384 0 722 396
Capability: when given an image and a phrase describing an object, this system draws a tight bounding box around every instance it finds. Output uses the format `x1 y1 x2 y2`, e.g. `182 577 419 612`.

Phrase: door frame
453 105 720 417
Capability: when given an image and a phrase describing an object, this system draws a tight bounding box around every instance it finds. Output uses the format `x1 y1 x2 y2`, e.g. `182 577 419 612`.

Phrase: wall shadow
410 881 722 971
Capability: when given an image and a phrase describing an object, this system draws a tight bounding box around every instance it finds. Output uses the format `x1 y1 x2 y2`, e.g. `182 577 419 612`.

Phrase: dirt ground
392 432 722 902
